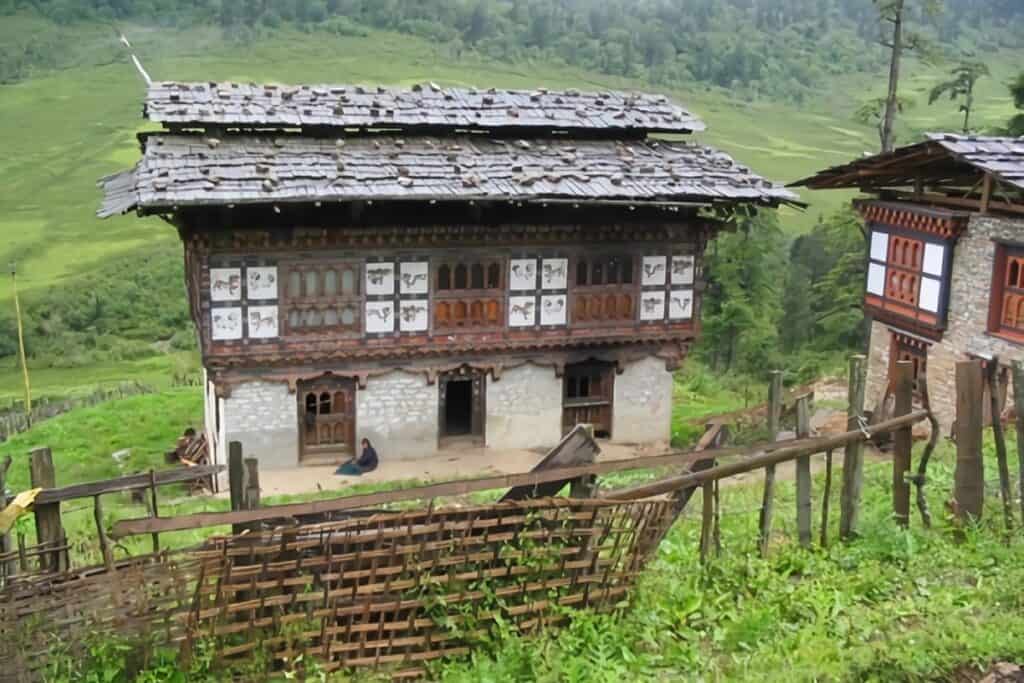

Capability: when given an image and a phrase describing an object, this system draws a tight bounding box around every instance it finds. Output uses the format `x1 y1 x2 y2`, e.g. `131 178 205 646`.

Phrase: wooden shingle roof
98 134 797 217
792 134 1024 192
145 81 705 135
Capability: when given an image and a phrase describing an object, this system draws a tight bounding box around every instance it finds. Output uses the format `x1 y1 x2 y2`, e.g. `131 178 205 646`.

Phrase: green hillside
0 12 1021 394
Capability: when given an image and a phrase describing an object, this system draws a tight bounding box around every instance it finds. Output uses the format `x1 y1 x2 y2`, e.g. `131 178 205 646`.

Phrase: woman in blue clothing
336 438 379 476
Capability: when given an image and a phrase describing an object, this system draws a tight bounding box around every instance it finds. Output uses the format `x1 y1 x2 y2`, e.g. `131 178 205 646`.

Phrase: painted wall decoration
540 294 567 326
509 259 538 291
365 262 396 297
640 291 666 321
248 305 280 338
399 300 429 332
365 301 396 334
671 256 695 286
641 256 667 287
210 268 242 302
668 290 694 320
247 266 278 300
509 295 537 327
400 262 430 295
211 307 243 340
541 258 568 290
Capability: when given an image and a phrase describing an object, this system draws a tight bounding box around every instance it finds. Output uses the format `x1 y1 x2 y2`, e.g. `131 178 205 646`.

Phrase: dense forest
3 0 1024 101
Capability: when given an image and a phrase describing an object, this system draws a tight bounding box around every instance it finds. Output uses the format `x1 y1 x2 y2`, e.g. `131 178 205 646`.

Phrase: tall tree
928 59 990 133
1007 72 1024 137
873 0 942 152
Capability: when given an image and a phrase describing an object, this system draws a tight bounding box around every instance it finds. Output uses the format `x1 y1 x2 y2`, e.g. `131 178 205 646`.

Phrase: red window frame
988 243 1024 344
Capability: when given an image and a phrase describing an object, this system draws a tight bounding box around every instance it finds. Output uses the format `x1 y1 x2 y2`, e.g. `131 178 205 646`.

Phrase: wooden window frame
432 255 506 334
570 253 639 328
280 260 363 338
865 225 951 331
988 242 1024 344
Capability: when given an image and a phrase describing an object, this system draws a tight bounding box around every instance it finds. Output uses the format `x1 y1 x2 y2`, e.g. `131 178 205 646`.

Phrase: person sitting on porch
335 438 379 476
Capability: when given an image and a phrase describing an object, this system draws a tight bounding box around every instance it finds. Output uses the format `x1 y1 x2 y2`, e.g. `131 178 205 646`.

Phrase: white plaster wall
612 356 673 445
356 370 439 459
486 363 562 450
222 380 298 469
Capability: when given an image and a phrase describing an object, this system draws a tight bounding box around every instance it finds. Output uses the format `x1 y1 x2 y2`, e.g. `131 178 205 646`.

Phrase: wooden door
562 362 614 437
298 378 356 461
439 370 485 440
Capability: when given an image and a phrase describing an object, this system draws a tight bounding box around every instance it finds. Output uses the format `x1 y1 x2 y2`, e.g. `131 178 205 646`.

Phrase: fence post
986 357 1014 531
148 469 161 552
795 394 812 547
700 481 714 564
954 361 985 524
840 355 867 540
892 360 914 528
229 442 246 534
0 455 14 579
30 447 66 572
1012 361 1024 525
94 495 114 572
758 370 783 557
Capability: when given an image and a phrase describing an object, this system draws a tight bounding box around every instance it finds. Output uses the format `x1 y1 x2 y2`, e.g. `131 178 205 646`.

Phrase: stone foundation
222 381 299 469
356 370 439 459
485 363 562 450
612 356 673 445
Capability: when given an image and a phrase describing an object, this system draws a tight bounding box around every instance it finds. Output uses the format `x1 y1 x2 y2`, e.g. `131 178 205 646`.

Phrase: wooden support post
795 395 812 547
0 455 14 578
987 357 1014 531
954 361 985 524
892 361 914 528
713 478 722 555
244 458 261 510
820 449 833 547
229 442 245 512
840 355 867 540
17 532 27 572
94 495 114 572
1013 361 1024 525
148 469 160 552
758 370 783 557
700 481 714 564
30 447 66 572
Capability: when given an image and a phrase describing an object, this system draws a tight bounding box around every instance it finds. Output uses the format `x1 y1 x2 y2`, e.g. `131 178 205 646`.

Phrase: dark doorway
439 369 485 444
562 361 615 438
444 380 473 436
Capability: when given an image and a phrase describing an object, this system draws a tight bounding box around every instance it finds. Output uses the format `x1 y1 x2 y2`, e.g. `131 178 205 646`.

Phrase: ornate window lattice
572 255 636 325
434 258 505 332
281 261 362 336
991 246 1024 339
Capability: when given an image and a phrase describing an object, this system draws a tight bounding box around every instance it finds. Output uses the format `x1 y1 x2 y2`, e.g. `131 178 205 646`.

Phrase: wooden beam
30 447 66 572
759 371 783 557
1012 361 1024 525
840 355 867 540
605 411 928 502
892 361 914 528
795 395 812 547
954 361 985 523
892 191 1024 215
19 465 225 505
110 433 807 539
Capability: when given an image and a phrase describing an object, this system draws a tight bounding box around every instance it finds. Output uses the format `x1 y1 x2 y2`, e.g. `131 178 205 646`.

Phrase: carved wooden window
989 244 1024 342
572 255 636 325
434 257 504 332
281 261 362 336
865 228 949 329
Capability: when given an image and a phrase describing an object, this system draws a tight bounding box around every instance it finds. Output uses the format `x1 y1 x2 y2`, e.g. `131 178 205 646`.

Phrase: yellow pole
10 264 31 417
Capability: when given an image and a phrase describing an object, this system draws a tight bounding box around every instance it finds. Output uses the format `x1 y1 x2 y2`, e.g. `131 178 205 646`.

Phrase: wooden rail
26 465 224 506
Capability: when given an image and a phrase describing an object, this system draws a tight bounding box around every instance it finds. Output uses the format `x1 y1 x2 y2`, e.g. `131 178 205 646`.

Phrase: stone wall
869 215 1024 431
356 370 439 459
222 380 298 469
612 356 673 445
486 363 562 450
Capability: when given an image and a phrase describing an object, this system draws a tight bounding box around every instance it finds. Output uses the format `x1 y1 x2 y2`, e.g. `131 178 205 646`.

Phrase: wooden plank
605 411 928 502
109 433 814 539
229 442 245 513
93 495 114 572
759 370 783 557
1013 361 1024 525
18 465 225 505
795 395 812 547
892 361 914 528
954 361 985 523
148 469 160 552
30 447 66 572
987 357 1014 531
820 449 833 547
840 355 867 540
503 425 599 501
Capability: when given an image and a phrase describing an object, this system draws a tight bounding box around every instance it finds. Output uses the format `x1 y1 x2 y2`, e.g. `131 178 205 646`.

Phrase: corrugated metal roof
145 81 705 135
98 134 797 217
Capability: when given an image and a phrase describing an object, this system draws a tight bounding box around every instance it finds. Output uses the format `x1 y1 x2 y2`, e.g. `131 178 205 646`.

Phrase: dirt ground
256 440 668 498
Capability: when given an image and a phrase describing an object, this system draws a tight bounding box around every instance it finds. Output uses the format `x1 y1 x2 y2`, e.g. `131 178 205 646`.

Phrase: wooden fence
2 355 1018 680
0 381 154 442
